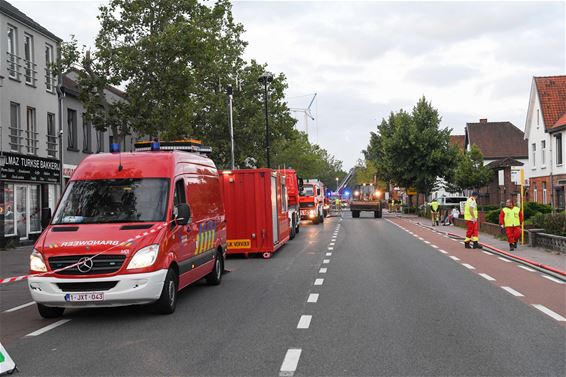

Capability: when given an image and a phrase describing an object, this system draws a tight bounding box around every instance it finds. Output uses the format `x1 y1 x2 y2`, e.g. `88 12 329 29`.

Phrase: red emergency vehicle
299 179 325 224
282 169 301 239
220 169 290 259
28 140 226 318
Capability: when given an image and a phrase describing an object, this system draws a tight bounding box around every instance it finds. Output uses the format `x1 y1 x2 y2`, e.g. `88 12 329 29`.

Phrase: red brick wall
529 175 552 204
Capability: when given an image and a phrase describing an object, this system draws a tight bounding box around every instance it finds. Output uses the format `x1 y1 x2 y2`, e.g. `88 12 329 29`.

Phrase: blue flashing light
151 141 161 151
110 143 121 153
344 191 351 197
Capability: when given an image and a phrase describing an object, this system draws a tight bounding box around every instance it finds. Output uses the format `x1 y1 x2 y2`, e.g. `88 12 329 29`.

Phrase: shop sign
1 152 61 183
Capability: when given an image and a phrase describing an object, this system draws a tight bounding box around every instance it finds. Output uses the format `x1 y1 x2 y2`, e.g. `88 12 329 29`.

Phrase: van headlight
127 244 159 269
30 249 47 272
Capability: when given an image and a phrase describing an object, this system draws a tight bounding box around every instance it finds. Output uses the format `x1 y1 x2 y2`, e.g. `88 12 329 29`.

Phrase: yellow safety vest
431 202 439 212
502 207 520 227
464 197 477 220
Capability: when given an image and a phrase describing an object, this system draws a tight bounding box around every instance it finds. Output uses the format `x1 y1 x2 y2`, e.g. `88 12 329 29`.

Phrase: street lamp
258 72 274 168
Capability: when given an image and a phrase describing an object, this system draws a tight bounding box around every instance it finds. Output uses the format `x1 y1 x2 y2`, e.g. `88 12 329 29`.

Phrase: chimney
479 118 488 124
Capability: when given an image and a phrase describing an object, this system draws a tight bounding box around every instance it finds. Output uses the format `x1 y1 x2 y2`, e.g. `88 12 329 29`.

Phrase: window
537 109 540 127
533 184 538 202
96 130 105 153
26 107 37 154
82 116 92 153
541 140 546 166
543 182 547 204
7 25 18 79
532 143 536 167
47 113 57 157
45 44 54 92
67 109 77 150
10 102 21 152
23 33 35 85
556 134 563 165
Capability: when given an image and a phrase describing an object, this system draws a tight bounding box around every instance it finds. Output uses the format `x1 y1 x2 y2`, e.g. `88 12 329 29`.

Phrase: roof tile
466 121 528 159
534 76 566 130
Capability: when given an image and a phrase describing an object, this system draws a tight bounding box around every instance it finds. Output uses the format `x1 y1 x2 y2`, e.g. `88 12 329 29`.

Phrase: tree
453 144 493 191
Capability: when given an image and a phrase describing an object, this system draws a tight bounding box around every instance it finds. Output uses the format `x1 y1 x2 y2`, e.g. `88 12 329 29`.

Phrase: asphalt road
1 212 565 376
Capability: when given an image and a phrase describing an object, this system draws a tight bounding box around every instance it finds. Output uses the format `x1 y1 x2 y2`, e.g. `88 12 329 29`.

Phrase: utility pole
258 72 273 168
227 85 235 170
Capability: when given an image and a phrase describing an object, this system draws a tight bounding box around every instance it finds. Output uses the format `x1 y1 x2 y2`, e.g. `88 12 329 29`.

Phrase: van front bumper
28 269 167 308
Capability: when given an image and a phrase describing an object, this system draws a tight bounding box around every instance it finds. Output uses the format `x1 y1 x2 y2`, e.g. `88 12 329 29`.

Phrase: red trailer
220 169 291 259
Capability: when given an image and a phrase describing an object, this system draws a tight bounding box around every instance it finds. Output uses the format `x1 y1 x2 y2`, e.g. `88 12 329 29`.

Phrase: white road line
314 278 324 285
307 293 319 303
326 252 332 256
501 286 524 297
449 256 460 261
479 273 496 281
431 245 439 249
497 257 511 263
424 241 431 244
462 263 475 270
418 237 424 240
327 247 334 250
280 348 302 377
329 242 335 246
438 249 448 254
319 268 327 273
26 319 71 337
323 259 330 264
482 251 492 256
518 265 536 272
4 301 34 313
297 315 312 329
532 305 566 322
542 275 565 284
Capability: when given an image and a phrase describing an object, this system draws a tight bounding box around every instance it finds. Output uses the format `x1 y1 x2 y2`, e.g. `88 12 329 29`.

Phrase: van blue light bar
134 140 212 155
110 143 121 153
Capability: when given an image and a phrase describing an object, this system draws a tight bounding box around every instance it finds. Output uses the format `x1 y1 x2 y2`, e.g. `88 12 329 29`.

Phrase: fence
527 229 566 253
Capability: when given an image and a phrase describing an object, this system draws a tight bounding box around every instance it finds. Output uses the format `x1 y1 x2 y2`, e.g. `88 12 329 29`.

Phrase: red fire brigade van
299 180 325 224
219 169 290 259
282 169 300 239
28 141 226 318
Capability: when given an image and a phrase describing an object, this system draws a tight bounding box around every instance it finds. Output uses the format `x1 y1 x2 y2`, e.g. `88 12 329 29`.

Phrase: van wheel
352 211 360 218
290 219 296 239
295 220 300 233
153 268 178 314
37 303 65 318
374 211 382 218
206 251 223 285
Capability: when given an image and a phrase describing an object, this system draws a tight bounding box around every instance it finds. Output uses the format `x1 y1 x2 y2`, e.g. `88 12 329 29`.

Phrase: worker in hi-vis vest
499 199 523 251
430 199 439 226
464 191 482 249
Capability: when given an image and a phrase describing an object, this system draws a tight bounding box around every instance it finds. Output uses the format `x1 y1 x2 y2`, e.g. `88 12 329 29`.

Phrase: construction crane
289 93 317 138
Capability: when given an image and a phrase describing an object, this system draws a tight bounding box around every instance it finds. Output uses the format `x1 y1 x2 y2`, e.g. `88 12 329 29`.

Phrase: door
173 179 193 265
271 176 279 244
15 185 27 239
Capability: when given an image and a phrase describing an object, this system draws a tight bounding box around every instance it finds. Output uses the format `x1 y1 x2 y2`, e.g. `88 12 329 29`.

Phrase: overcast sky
12 0 565 170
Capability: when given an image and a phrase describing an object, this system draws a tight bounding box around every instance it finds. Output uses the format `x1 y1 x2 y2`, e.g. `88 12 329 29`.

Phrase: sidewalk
391 213 566 272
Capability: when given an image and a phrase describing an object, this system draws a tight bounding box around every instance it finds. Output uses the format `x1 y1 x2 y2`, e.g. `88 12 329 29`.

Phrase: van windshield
301 186 314 196
52 178 169 224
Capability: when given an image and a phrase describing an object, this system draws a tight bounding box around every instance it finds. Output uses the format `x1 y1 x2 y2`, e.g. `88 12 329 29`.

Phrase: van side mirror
298 177 304 194
41 207 52 228
176 203 191 225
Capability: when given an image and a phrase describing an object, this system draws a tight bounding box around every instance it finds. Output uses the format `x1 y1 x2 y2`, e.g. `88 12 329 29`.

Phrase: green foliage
452 144 493 191
485 209 500 224
364 97 459 200
523 202 552 220
531 212 566 236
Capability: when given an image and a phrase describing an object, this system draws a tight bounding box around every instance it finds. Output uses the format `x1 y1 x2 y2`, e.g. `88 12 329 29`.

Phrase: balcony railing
9 126 22 152
23 58 37 86
26 129 39 155
47 134 58 157
45 67 56 92
6 52 21 80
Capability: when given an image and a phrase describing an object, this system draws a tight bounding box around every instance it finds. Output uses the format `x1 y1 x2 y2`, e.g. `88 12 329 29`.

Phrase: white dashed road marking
438 249 448 254
4 301 34 313
297 315 312 329
26 319 71 337
280 348 302 377
533 305 566 322
323 259 330 264
326 252 332 256
314 278 324 286
542 275 565 284
518 265 536 272
424 241 431 244
479 273 496 281
431 245 439 249
319 268 327 273
307 294 319 303
449 256 460 261
498 257 511 263
327 247 334 251
329 242 335 246
462 264 475 269
501 286 524 297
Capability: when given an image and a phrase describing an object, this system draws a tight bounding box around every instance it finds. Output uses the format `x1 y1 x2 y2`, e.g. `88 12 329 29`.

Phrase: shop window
30 185 41 233
4 184 15 236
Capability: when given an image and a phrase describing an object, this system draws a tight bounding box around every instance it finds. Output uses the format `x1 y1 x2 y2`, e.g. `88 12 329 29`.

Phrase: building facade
0 0 61 245
524 76 566 211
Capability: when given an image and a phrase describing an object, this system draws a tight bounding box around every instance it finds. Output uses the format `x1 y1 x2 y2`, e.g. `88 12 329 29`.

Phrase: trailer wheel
262 252 272 259
352 210 360 218
206 251 223 285
37 304 65 319
152 268 178 314
374 211 382 218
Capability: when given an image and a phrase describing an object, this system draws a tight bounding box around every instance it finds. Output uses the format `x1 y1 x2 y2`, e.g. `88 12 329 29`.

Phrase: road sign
0 342 16 375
